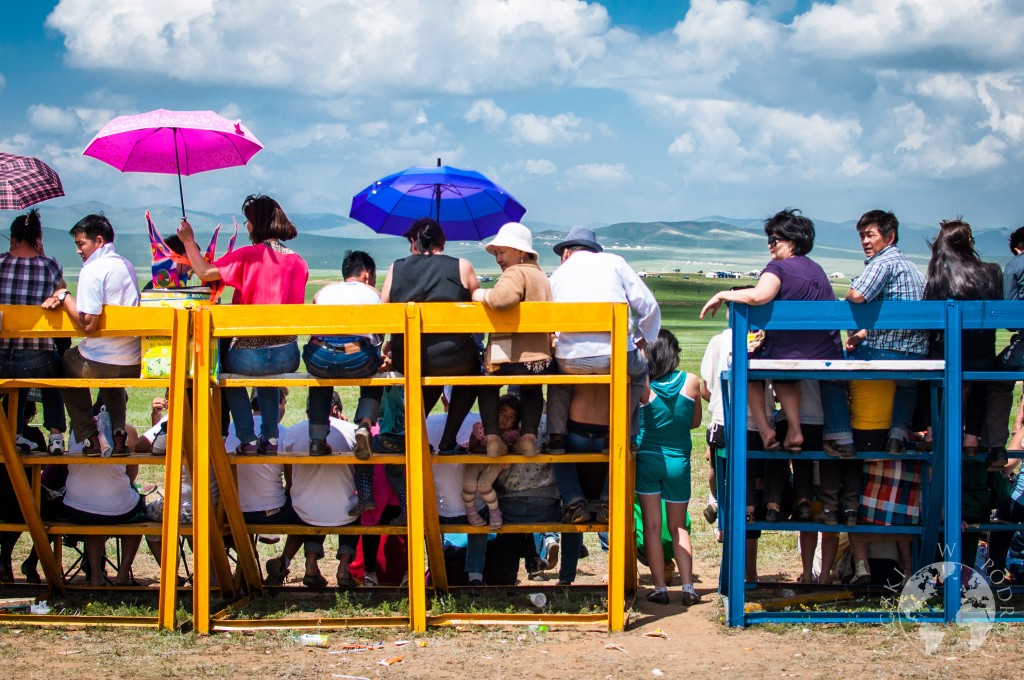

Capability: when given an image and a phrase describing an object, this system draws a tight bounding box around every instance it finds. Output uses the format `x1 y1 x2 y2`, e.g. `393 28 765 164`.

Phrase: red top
216 243 308 305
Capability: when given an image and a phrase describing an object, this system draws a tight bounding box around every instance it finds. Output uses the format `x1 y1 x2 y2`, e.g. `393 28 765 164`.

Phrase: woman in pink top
179 194 309 454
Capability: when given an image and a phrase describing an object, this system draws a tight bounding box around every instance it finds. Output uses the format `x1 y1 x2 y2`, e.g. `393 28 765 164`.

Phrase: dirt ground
2 545 1023 680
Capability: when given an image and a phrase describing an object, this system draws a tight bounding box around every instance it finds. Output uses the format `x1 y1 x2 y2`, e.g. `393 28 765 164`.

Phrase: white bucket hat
485 222 537 256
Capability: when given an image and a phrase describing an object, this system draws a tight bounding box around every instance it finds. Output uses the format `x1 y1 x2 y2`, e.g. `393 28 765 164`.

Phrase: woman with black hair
380 218 481 452
0 208 68 455
923 218 1007 466
180 195 309 454
635 329 702 605
700 209 843 454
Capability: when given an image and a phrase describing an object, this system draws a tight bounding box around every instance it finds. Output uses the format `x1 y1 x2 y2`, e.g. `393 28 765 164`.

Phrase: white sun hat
485 222 537 256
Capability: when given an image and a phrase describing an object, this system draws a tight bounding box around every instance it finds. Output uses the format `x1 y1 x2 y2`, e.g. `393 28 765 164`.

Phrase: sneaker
547 434 567 454
681 589 702 606
561 500 588 524
257 436 278 455
353 424 372 461
81 433 103 457
852 559 871 584
987 446 1009 471
466 508 486 526
823 440 857 458
821 508 838 526
309 438 332 457
793 501 812 521
111 428 130 456
15 435 39 453
843 509 858 527
647 588 670 605
702 504 718 524
543 537 560 570
596 500 609 523
765 508 781 523
488 507 503 530
885 437 906 455
234 440 258 455
47 434 65 456
348 497 376 517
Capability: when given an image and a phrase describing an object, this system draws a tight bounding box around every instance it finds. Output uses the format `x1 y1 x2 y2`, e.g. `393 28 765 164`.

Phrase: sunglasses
767 235 785 246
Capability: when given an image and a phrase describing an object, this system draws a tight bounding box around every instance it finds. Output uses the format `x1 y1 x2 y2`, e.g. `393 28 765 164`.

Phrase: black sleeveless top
388 253 475 371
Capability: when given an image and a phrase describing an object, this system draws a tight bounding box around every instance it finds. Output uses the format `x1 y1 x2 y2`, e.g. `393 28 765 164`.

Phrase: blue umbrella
349 160 526 241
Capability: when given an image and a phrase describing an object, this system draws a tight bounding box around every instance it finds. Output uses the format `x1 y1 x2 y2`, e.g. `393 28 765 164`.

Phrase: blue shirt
851 245 927 355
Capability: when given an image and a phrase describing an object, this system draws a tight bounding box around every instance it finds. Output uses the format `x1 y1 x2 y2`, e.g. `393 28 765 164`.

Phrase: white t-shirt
425 411 485 517
283 418 357 526
76 242 141 365
700 328 772 431
63 435 141 516
314 280 381 342
141 417 192 510
225 416 286 513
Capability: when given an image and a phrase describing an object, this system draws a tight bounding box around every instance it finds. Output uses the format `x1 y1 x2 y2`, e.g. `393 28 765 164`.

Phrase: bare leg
773 382 803 450
799 531 817 582
747 381 777 449
666 501 693 586
638 493 666 589
819 534 840 584
114 536 142 585
896 541 912 581
746 538 759 583
85 536 107 586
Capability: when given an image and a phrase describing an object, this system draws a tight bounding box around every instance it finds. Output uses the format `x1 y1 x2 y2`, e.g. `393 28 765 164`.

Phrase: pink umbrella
83 109 263 218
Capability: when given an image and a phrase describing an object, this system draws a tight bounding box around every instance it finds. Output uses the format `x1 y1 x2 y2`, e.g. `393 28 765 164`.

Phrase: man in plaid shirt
844 210 927 454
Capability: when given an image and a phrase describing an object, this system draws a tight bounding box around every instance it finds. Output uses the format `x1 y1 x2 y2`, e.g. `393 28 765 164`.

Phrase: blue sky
2 0 1023 232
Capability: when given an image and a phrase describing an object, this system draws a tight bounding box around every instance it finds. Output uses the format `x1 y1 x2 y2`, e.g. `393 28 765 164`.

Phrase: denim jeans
302 338 382 439
820 380 852 442
849 344 926 441
440 512 489 575
222 341 300 442
547 349 647 438
0 348 66 435
495 494 560 581
553 425 610 506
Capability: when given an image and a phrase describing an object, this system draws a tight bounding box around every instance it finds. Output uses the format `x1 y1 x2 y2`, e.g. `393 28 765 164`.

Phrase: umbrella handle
174 128 186 219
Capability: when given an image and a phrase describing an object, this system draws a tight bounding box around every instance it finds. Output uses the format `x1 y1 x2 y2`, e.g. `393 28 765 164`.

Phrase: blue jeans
0 348 66 435
222 341 300 442
553 426 610 506
820 380 853 442
302 338 382 439
850 344 926 441
496 494 561 580
440 512 489 575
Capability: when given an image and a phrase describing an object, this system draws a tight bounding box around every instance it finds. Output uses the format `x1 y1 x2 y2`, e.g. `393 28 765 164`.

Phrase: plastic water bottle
96 409 114 458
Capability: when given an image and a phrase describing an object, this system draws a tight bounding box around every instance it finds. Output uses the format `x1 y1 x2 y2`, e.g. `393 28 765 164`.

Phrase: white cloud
667 133 694 156
523 159 557 175
414 108 429 126
27 104 79 133
358 122 390 138
465 99 507 127
273 123 352 152
72 107 117 135
566 162 631 184
510 112 588 145
977 75 1024 144
218 102 243 121
46 0 611 96
908 73 976 102
0 73 5 89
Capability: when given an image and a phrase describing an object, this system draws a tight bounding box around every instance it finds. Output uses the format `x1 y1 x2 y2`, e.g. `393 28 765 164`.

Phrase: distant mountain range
24 202 1016 277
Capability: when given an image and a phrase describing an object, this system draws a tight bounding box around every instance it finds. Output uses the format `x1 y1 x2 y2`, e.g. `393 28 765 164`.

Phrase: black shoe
596 500 609 523
579 544 590 559
703 504 718 524
468 578 484 586
823 440 856 458
547 434 567 454
681 590 701 606
885 437 905 455
309 438 332 457
988 446 1009 471
821 509 838 526
843 509 858 527
561 500 588 524
81 433 103 457
765 508 781 523
646 589 670 605
111 428 130 456
793 501 812 521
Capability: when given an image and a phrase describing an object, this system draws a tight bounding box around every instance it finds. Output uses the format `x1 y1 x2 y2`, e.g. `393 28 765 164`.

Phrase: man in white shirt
45 215 140 456
546 226 660 524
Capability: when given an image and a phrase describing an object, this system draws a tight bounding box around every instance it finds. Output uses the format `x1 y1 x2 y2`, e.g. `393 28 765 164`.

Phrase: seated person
61 419 145 586
269 415 359 588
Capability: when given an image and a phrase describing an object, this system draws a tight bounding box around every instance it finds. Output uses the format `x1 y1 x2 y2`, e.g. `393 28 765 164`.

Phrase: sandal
264 557 288 586
302 573 327 588
336 570 353 588
466 508 486 526
363 571 379 587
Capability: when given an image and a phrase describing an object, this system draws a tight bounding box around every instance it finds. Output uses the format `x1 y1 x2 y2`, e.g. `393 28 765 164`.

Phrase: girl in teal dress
635 329 703 605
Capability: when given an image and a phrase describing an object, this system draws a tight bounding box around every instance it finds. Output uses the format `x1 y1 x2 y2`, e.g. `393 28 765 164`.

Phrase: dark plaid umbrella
0 153 65 210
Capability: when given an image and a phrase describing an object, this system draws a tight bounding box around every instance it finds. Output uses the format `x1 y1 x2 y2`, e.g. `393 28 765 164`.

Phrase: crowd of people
1 196 1023 605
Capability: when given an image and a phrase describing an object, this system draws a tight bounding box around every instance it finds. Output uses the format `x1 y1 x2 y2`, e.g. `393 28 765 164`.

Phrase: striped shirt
851 245 927 355
0 253 63 351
